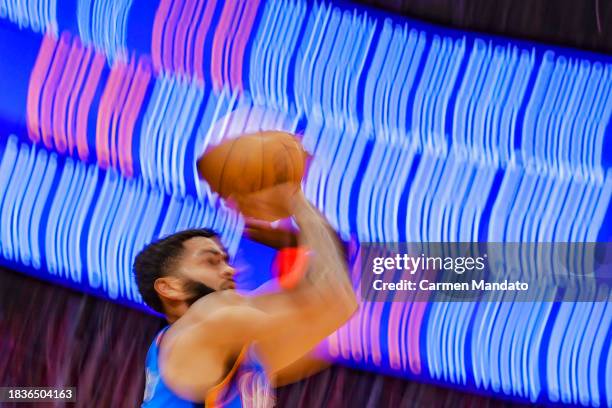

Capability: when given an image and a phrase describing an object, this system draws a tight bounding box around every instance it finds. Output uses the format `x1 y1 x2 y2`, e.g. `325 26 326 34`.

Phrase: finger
225 195 240 211
242 227 265 238
242 229 258 241
244 217 274 229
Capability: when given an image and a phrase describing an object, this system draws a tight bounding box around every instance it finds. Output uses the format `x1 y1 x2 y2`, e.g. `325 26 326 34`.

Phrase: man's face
174 236 236 302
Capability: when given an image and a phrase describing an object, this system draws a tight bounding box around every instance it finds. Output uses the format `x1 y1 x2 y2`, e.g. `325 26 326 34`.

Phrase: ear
154 276 187 301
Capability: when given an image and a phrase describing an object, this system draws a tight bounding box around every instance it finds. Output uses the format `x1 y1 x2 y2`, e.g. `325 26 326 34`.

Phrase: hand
229 183 303 222
243 218 298 249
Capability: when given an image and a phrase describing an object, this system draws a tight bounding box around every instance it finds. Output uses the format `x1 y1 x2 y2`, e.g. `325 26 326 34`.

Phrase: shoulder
159 291 249 355
181 290 256 335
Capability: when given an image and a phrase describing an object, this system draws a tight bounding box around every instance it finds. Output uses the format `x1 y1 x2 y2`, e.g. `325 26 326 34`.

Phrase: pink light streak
118 57 152 178
162 0 183 73
52 38 85 154
67 46 93 156
27 33 58 144
193 0 218 83
173 0 197 77
97 60 125 169
40 32 70 149
210 0 239 91
76 52 105 162
229 0 260 92
184 0 207 80
151 0 172 74
109 58 136 170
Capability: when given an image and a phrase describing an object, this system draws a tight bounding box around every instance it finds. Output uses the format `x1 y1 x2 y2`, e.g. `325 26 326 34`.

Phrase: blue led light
69 164 98 282
17 148 45 265
8 144 36 263
119 178 145 299
0 0 57 33
77 0 132 61
337 127 369 238
100 171 127 298
86 164 113 288
57 159 86 279
107 176 135 299
0 144 25 259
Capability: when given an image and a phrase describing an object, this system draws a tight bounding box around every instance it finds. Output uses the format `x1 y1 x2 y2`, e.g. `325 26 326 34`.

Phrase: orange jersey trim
204 346 248 408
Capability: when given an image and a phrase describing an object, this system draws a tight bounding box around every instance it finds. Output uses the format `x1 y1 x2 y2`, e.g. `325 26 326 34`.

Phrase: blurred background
0 0 610 406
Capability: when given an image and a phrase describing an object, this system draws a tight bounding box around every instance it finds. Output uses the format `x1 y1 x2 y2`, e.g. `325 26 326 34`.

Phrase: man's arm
241 212 355 386
248 192 357 378
207 189 357 335
206 188 357 365
163 187 358 398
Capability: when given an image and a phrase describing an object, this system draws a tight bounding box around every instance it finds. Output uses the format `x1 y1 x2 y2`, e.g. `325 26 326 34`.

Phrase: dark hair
133 228 218 313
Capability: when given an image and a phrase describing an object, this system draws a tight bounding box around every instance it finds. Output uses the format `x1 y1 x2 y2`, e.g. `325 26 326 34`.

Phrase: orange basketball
197 130 307 199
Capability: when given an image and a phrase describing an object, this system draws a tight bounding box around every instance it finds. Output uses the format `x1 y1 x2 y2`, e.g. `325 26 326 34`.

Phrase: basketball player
134 183 358 407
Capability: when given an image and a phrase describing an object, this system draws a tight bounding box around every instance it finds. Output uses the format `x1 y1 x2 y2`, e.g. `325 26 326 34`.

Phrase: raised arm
285 189 356 312
162 185 358 399
227 187 358 379
207 186 357 338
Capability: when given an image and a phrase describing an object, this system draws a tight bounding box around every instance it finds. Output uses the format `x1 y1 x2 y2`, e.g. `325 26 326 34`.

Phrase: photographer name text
372 279 529 292
370 254 529 292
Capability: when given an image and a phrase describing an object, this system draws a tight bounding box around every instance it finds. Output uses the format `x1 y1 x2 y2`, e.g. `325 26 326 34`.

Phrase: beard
183 279 215 306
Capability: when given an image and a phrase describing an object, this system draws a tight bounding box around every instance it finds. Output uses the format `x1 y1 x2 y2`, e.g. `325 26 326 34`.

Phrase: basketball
197 130 307 213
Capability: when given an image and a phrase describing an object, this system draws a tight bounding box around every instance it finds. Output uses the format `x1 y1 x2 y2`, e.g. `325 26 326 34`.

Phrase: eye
208 257 221 266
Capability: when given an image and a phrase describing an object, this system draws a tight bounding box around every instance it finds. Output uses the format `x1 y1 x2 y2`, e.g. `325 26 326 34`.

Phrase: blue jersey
142 326 274 407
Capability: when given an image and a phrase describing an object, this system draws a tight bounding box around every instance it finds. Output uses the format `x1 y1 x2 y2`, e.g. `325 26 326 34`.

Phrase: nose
221 265 235 280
